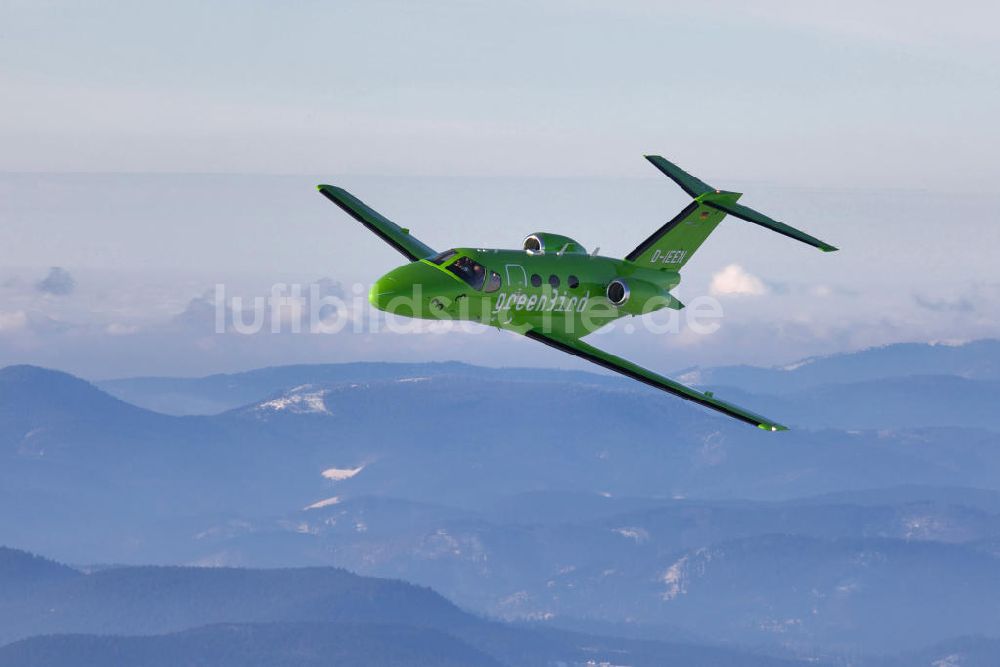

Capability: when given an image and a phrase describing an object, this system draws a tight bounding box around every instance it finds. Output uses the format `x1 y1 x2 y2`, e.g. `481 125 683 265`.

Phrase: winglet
759 423 789 432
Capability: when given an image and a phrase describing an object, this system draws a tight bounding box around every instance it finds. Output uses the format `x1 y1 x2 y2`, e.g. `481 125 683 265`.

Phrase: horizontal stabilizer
704 197 838 253
639 155 838 257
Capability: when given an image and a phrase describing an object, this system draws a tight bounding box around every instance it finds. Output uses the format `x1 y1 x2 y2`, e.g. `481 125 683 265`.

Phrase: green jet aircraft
318 156 836 431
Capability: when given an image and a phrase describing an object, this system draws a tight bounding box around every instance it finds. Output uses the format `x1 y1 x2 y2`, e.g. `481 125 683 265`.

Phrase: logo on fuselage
493 290 591 314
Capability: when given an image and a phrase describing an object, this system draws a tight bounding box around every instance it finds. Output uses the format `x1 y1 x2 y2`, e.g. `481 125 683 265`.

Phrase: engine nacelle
605 278 682 314
523 233 586 255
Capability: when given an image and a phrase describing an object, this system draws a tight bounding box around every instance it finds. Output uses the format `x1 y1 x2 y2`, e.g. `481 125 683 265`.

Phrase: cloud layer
1 262 999 381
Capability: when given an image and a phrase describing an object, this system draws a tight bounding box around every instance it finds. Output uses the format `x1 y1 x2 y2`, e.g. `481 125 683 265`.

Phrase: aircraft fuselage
370 247 681 337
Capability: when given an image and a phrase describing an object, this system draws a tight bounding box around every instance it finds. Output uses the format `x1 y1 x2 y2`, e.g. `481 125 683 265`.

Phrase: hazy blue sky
2 1 999 377
3 0 998 188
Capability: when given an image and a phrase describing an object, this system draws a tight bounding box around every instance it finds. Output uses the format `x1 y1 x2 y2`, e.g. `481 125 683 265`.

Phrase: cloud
0 311 29 332
35 267 75 296
0 309 70 336
811 284 861 298
914 294 975 313
105 323 140 336
709 264 768 297
170 290 219 332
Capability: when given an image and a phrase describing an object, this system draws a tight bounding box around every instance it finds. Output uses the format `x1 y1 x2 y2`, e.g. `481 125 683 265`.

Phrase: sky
1 0 999 378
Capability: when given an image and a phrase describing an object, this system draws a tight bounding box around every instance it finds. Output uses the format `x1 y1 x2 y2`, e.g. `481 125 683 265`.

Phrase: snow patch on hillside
781 358 816 371
304 496 341 510
661 555 690 600
676 369 702 385
613 527 649 544
257 385 331 415
322 465 364 481
661 548 715 600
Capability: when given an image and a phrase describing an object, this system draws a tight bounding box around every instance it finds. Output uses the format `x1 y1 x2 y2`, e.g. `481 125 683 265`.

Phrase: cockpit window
484 270 502 293
429 249 458 265
447 256 487 290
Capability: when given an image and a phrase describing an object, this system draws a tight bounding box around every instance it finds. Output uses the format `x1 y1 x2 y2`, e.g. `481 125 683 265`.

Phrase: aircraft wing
317 185 436 262
523 329 788 431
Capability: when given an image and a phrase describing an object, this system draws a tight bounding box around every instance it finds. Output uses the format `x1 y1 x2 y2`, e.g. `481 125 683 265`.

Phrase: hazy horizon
3 168 998 378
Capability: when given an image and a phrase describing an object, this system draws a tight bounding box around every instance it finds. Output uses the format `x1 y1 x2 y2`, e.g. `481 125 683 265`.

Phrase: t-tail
626 155 837 269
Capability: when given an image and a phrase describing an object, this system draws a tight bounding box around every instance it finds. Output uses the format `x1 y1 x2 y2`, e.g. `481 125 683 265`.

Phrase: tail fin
625 156 837 269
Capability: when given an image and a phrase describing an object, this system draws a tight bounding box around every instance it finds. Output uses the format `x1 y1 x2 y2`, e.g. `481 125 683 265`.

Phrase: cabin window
484 270 502 293
447 256 487 290
568 275 580 289
430 249 458 265
530 274 542 287
548 274 560 288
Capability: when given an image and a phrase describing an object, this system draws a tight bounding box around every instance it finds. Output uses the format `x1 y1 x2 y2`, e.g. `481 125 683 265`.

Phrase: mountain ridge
0 546 816 667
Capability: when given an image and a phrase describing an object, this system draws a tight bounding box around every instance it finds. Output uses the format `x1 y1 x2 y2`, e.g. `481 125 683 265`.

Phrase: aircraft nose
369 261 458 316
369 273 400 312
